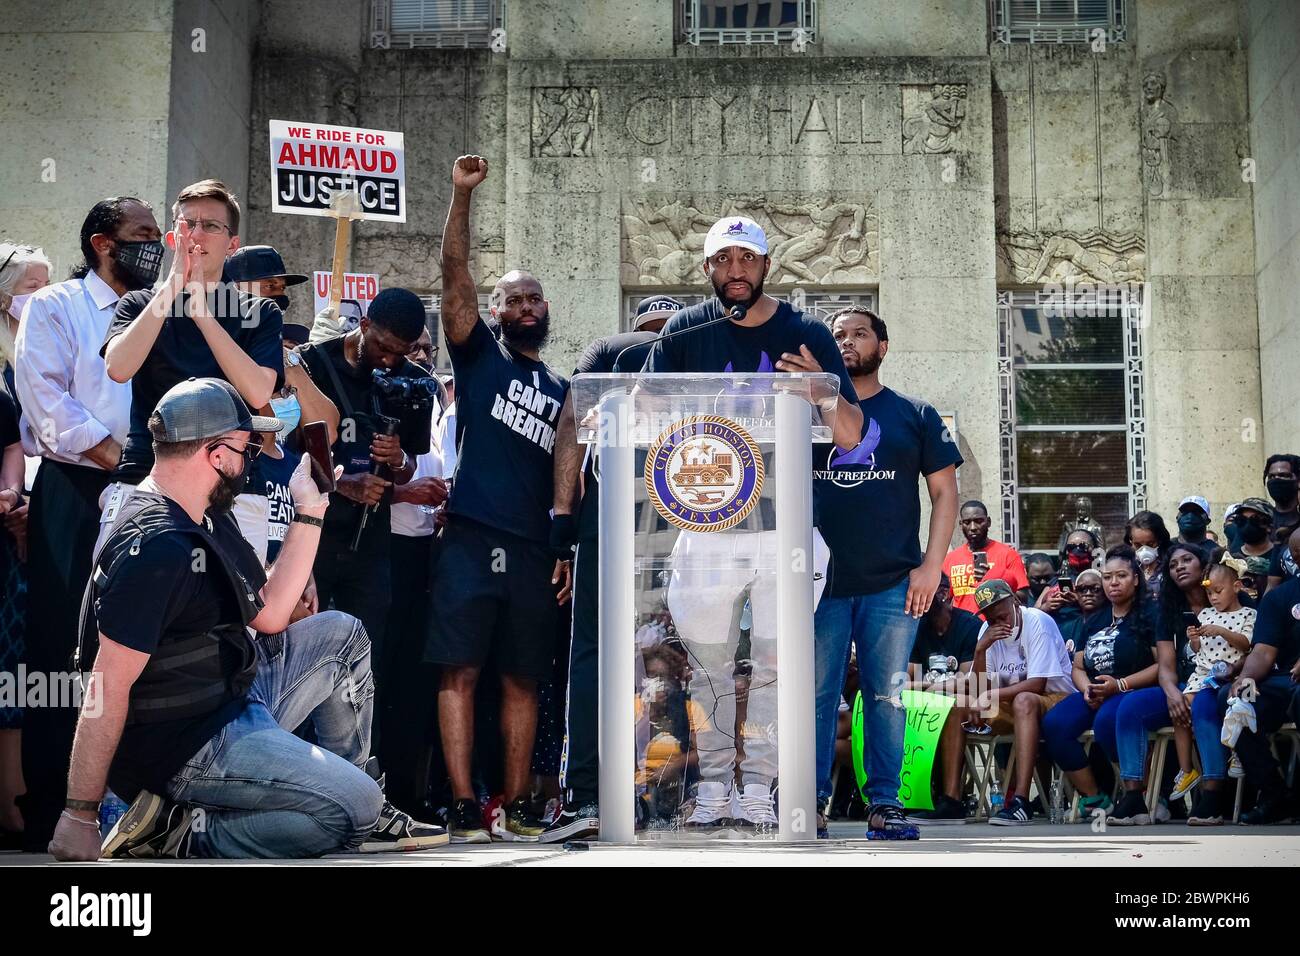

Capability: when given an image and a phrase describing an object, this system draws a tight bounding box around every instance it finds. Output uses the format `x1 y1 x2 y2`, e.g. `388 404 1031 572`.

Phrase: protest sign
270 120 406 222
851 688 955 811
313 272 379 317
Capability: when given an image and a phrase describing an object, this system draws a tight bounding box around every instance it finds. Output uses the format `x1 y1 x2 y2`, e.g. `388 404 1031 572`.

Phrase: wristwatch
65 798 101 813
293 513 324 528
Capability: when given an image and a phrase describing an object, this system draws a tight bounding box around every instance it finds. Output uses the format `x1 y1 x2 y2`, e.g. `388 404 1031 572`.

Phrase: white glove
288 453 337 511
308 305 345 345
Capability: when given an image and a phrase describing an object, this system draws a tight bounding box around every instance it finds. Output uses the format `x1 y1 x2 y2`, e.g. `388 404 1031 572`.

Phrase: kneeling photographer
295 289 438 720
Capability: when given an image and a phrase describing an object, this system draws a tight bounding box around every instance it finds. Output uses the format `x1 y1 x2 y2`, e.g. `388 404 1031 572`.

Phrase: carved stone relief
997 229 1146 285
902 84 969 154
622 196 878 286
1140 70 1175 198
532 87 599 157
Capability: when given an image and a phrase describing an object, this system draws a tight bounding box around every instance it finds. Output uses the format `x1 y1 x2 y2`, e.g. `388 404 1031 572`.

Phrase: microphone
612 302 747 371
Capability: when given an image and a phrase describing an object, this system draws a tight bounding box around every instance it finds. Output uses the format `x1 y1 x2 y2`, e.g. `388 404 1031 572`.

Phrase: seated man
48 378 445 860
903 574 981 824
913 579 1074 827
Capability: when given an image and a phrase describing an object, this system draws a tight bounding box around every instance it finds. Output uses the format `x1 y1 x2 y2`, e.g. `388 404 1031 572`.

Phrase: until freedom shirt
814 387 962 597
943 539 1029 615
977 605 1075 695
446 319 568 544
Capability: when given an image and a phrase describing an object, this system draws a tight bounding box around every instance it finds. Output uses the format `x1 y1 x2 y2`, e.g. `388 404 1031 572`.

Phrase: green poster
851 689 955 811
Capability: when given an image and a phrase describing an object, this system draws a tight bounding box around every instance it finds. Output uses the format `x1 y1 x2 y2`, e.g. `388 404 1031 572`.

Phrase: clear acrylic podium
569 372 841 843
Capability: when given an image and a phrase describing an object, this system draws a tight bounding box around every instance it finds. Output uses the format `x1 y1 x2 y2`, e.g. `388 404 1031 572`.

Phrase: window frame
680 0 817 46
371 0 507 50
989 0 1126 45
997 287 1146 552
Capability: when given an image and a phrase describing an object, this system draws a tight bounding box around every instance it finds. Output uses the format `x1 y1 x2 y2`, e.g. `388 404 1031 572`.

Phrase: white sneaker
684 781 732 830
732 783 778 831
1152 799 1171 824
1228 754 1245 779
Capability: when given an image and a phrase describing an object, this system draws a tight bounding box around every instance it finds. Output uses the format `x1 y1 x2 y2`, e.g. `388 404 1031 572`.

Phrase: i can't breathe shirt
446 320 568 544
814 387 962 597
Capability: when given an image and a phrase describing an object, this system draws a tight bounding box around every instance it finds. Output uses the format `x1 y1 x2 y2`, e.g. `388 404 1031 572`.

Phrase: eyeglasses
176 217 232 236
207 439 263 466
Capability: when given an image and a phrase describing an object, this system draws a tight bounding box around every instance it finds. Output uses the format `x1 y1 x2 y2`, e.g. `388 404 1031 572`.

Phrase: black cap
281 323 310 346
633 295 684 330
224 245 308 286
150 377 282 443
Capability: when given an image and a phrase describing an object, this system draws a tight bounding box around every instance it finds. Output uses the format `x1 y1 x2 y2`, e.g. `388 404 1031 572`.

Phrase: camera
371 368 442 413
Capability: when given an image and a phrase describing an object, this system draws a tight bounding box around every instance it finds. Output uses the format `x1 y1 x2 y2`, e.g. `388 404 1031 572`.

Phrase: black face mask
1177 512 1208 537
112 239 165 290
272 294 290 313
1236 520 1270 545
1267 477 1298 504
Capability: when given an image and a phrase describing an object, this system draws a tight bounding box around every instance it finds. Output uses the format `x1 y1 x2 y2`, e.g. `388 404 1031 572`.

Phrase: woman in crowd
0 242 51 403
1060 528 1100 578
1036 567 1106 652
1107 541 1220 825
0 386 25 845
1125 510 1172 595
1042 547 1157 819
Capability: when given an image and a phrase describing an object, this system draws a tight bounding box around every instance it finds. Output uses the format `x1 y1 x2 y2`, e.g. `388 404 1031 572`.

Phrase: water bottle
99 790 129 838
1050 778 1064 824
1208 660 1232 689
988 772 1004 815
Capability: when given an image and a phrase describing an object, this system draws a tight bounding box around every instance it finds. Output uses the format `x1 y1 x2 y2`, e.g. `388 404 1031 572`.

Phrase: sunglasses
207 439 263 466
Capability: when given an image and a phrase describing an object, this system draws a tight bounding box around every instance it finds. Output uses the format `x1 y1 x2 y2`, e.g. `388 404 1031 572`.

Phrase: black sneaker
865 803 920 840
448 798 491 844
1239 791 1293 826
990 795 1033 826
906 794 968 826
1187 791 1224 827
498 798 546 842
539 798 599 843
1107 791 1152 826
362 800 448 852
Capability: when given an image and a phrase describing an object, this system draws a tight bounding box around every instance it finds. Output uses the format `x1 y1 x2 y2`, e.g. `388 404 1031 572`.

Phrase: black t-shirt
0 388 18 449
1269 541 1298 581
1253 576 1300 676
814 387 962 597
573 330 658 542
911 606 981 668
250 443 298 563
95 493 265 800
296 337 432 540
446 320 568 545
1076 609 1156 683
1156 602 1199 684
106 283 284 484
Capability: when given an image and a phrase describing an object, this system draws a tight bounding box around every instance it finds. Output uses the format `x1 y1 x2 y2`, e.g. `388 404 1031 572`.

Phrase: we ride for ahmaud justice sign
269 120 406 223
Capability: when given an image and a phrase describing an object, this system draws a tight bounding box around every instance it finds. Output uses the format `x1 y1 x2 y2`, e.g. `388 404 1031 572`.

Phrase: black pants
313 523 393 745
19 459 112 850
562 536 599 803
378 531 440 813
1217 676 1299 796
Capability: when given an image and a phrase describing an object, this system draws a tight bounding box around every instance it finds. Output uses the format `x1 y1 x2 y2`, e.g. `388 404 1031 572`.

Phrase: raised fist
452 155 488 191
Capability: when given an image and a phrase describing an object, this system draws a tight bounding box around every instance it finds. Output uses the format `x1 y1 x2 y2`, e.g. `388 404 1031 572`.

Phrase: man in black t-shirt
425 156 570 844
811 307 961 839
637 217 863 835
1221 527 1300 824
99 180 283 556
542 295 682 842
47 378 444 860
295 287 432 673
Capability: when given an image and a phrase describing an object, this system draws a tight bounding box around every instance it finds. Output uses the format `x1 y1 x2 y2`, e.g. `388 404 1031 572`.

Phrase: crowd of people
0 153 1297 859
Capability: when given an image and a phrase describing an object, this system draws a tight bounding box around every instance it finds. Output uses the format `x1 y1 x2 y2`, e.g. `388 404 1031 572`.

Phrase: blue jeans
813 578 919 806
1112 683 1224 783
165 610 383 858
1041 691 1122 773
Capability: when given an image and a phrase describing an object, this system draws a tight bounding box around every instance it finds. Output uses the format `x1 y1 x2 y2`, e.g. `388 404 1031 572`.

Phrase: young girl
1171 557 1256 801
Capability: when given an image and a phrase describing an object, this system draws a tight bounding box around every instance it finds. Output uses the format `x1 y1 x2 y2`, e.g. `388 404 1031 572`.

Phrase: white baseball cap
1178 495 1211 517
703 216 768 258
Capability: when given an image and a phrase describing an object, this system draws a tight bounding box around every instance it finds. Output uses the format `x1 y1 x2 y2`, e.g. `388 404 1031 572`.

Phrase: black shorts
424 515 559 681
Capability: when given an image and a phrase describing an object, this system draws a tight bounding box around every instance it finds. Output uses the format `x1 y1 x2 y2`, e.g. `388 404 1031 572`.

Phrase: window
621 289 874 332
997 288 1146 553
371 0 505 49
990 0 1125 44
681 0 815 45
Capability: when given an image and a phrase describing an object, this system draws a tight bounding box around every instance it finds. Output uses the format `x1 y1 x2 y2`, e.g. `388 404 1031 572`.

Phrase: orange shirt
942 540 1029 614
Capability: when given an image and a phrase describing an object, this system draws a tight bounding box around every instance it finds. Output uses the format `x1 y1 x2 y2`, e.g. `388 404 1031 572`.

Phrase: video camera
371 368 442 414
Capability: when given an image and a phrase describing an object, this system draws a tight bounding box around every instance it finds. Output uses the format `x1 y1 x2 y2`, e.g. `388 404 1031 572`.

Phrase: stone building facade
3 0 1296 552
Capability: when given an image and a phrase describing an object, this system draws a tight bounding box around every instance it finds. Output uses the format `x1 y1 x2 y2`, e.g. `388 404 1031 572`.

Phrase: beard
207 462 246 516
711 272 765 311
842 345 883 376
500 307 551 351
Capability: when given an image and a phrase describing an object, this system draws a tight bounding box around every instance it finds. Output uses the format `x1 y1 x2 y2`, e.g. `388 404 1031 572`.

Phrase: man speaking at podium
638 217 861 832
